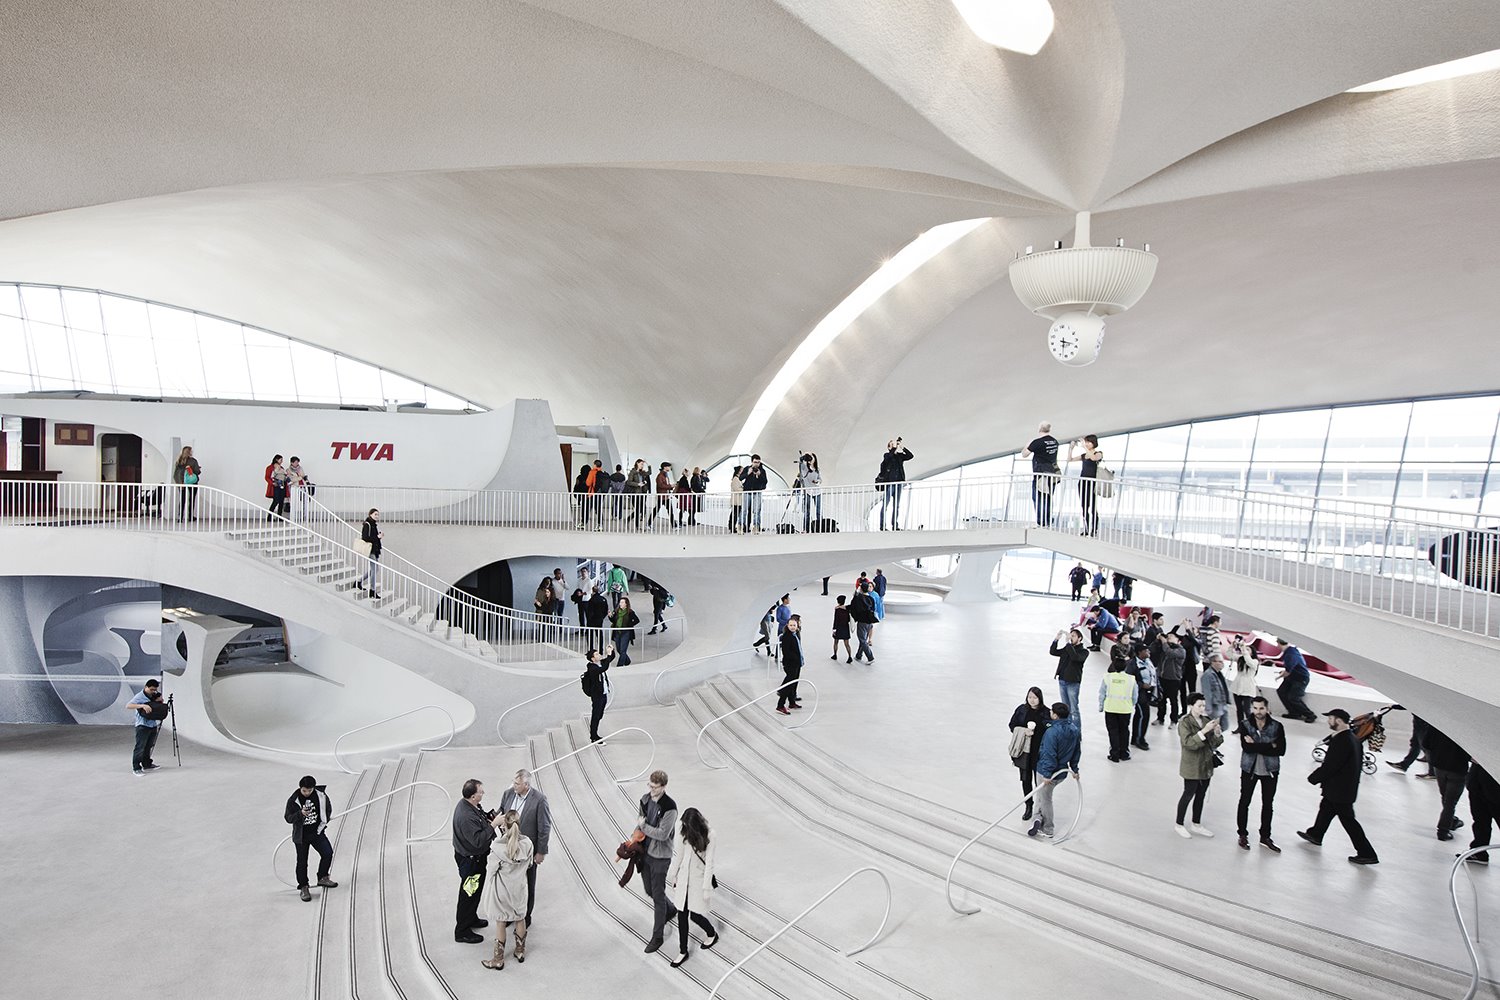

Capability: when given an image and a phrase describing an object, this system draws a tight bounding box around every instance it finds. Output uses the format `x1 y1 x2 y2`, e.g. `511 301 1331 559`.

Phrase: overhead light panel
951 0 1055 56
1348 48 1500 93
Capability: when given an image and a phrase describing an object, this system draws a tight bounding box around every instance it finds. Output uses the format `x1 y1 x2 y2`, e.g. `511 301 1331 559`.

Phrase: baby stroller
1309 703 1397 776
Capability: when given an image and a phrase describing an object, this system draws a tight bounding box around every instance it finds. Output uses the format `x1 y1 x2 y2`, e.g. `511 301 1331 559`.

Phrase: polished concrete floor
2 589 1493 1000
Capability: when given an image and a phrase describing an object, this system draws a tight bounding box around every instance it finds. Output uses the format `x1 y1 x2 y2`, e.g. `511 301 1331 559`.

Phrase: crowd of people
1024 605 1500 867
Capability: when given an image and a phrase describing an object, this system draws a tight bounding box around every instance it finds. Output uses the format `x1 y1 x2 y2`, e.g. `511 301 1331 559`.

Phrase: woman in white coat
480 810 533 970
665 807 718 968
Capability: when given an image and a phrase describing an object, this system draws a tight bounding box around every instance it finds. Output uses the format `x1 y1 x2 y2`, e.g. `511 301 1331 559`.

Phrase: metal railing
272 780 450 888
695 679 820 770
494 677 596 747
945 767 1084 915
0 480 687 662
332 706 456 773
530 726 656 783
706 866 892 1000
1450 844 1497 1000
651 647 758 706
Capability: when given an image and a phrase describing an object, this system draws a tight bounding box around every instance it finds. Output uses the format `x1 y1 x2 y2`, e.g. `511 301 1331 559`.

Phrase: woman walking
173 446 202 522
830 595 852 663
358 508 382 599
676 470 694 527
1008 686 1050 821
480 810 533 970
265 454 289 520
1175 693 1225 838
665 807 718 968
1069 434 1104 536
610 596 640 666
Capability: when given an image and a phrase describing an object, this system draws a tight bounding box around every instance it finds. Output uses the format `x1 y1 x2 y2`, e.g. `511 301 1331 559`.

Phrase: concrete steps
528 718 918 1000
684 674 1495 1000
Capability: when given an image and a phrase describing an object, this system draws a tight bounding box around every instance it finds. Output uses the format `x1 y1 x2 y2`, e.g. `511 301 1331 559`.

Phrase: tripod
166 693 182 766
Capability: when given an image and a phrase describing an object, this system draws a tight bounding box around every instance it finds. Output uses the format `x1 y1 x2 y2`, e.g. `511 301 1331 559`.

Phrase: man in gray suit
497 768 552 928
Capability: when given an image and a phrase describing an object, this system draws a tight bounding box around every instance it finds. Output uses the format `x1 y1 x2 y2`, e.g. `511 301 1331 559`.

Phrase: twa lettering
330 442 395 461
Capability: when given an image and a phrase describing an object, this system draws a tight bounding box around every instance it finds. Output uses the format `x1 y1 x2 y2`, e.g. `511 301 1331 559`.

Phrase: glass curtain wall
0 283 481 410
928 395 1500 595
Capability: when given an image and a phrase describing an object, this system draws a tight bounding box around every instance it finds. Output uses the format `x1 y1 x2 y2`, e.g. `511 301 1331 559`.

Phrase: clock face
1048 325 1080 360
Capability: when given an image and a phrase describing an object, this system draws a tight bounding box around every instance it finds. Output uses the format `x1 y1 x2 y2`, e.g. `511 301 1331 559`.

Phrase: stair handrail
1450 844 1498 1000
333 705 457 774
651 647 758 706
495 677 585 748
530 725 656 783
945 767 1083 915
271 779 451 887
695 679 820 770
706 866 892 1000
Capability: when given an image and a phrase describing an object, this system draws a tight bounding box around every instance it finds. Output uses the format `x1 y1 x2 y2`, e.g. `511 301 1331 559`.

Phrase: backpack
580 668 600 697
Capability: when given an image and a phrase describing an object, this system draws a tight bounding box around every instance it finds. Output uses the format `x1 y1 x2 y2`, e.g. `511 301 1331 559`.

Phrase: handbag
183 470 199 485
1096 466 1116 499
1211 749 1225 769
1007 725 1033 760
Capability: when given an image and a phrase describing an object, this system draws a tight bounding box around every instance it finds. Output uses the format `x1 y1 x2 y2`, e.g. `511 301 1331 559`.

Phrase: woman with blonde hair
480 810 533 970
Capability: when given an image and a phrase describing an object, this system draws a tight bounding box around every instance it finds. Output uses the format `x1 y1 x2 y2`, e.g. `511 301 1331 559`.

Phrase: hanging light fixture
950 0 1055 56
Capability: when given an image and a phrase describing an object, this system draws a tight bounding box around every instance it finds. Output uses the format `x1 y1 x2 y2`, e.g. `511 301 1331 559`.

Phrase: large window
928 395 1500 596
0 282 481 410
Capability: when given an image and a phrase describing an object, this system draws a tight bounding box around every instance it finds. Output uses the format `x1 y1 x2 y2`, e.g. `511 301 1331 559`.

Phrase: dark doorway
100 433 143 513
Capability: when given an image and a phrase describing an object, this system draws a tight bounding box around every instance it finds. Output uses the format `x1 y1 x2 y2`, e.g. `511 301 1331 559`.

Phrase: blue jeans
613 629 633 666
880 483 904 529
362 554 380 591
1031 474 1057 526
744 492 763 530
855 622 874 660
802 493 822 531
1058 681 1080 723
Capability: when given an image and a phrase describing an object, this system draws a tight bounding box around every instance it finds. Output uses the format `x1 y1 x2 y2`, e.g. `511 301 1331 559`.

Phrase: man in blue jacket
1084 605 1121 651
1029 703 1081 839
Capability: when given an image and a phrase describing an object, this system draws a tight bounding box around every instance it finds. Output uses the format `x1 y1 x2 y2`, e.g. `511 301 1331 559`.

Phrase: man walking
126 678 166 774
636 770 679 953
1425 726 1471 841
850 582 879 663
1021 422 1061 527
1262 637 1317 723
1235 697 1285 852
1028 703 1080 839
284 775 339 901
1297 709 1379 864
453 778 502 942
497 769 552 928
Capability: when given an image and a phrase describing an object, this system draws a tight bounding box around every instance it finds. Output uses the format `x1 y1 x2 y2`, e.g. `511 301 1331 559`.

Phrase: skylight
730 219 989 457
950 0 1055 56
1347 48 1500 93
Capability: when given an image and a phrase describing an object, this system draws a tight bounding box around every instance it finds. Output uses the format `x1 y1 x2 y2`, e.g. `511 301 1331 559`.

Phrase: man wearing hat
1297 709 1379 864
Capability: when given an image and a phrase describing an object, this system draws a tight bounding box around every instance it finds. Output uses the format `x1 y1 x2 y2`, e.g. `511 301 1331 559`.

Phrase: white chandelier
1008 212 1158 366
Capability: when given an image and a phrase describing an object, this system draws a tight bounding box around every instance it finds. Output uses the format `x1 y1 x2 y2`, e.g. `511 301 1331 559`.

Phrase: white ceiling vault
2 0 1499 480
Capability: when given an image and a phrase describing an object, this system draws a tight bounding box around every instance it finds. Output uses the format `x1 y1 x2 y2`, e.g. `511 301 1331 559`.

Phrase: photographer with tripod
127 678 169 775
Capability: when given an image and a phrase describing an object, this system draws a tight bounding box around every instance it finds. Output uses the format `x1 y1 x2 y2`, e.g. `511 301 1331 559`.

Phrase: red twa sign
330 442 395 461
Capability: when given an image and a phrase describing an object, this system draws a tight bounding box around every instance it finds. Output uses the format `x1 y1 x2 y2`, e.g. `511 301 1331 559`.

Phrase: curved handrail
707 866 892 1000
530 726 656 783
651 646 758 706
272 779 451 887
494 677 585 747
945 767 1083 915
695 679 821 770
1450 844 1498 1000
332 705 456 774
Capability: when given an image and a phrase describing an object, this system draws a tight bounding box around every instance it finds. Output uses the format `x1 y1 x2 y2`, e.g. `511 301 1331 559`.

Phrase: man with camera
453 778 504 943
126 678 168 775
876 437 913 530
738 455 768 532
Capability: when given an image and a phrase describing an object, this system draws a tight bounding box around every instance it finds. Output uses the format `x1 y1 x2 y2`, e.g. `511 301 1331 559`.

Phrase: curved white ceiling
2 0 1499 477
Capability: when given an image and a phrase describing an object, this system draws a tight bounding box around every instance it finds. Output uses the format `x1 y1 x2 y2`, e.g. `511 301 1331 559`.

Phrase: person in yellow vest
1098 657 1138 763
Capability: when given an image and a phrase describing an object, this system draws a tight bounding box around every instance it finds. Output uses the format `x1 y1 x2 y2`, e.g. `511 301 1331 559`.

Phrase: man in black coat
284 775 339 902
1297 709 1379 864
1465 763 1500 865
582 585 610 648
876 437 913 530
776 616 805 714
1425 726 1472 840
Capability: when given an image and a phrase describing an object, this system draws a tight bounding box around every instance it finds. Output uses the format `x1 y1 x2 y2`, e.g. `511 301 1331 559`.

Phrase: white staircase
228 526 500 662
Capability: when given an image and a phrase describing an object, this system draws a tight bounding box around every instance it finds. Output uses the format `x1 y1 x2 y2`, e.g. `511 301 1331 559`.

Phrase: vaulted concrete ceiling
2 0 1499 480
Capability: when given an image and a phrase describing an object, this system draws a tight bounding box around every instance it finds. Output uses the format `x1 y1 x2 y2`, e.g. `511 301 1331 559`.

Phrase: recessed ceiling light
950 0 1055 56
1347 48 1500 93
